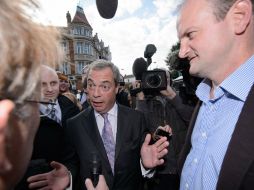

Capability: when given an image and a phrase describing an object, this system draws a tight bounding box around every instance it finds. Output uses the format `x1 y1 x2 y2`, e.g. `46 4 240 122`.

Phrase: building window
59 62 71 75
76 42 83 54
74 26 91 36
61 42 68 53
74 27 81 35
84 29 92 37
75 42 92 55
81 27 84 35
84 43 92 54
76 61 85 74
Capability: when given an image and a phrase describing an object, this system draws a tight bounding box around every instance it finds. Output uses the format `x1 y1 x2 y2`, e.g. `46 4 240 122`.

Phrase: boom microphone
144 44 157 59
96 0 118 19
132 57 148 80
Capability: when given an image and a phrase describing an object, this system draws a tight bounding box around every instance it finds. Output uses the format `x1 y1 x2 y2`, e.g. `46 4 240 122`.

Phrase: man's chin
92 106 104 114
93 107 103 113
188 67 199 77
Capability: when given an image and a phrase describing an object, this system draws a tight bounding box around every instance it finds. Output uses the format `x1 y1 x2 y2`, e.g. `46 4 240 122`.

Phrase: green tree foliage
165 41 180 69
164 41 182 79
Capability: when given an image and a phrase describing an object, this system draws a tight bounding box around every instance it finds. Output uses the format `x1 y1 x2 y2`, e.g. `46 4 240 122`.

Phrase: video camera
131 44 167 96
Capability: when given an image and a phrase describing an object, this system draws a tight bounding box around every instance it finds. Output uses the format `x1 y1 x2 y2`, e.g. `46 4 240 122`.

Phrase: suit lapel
217 85 254 190
83 108 112 173
115 105 127 161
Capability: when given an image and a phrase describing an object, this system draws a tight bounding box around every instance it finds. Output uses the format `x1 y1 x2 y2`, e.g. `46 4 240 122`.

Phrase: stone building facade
58 5 111 90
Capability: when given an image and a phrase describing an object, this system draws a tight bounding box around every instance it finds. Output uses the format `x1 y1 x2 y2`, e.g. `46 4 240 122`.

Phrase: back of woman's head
0 0 63 102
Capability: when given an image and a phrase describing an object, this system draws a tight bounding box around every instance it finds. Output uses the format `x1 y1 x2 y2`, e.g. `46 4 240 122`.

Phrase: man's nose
46 84 53 91
178 40 189 59
92 86 101 97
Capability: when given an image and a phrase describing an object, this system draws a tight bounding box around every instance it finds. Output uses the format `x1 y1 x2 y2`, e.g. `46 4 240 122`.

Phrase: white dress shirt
94 103 118 142
39 99 62 123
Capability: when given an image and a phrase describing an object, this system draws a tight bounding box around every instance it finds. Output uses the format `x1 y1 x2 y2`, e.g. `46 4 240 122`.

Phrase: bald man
15 66 80 190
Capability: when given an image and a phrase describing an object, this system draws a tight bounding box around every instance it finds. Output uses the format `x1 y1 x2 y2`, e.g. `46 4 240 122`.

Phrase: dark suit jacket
64 104 147 190
178 85 254 190
15 95 80 190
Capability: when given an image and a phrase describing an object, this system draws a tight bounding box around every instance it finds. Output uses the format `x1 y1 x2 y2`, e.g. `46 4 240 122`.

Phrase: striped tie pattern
46 105 61 125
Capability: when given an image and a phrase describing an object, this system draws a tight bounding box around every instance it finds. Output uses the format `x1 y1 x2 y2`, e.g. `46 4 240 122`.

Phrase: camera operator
135 68 194 190
115 74 130 107
116 81 131 107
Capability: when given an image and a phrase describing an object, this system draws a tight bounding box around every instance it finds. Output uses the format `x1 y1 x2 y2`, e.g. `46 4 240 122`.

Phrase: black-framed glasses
0 98 56 105
25 100 56 106
0 98 56 118
35 100 57 118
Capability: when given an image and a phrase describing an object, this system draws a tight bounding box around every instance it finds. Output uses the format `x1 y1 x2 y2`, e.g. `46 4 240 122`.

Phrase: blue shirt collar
196 55 254 102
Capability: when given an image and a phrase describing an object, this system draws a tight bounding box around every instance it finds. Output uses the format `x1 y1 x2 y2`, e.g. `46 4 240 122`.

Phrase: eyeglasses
0 98 56 118
25 100 56 105
20 99 57 118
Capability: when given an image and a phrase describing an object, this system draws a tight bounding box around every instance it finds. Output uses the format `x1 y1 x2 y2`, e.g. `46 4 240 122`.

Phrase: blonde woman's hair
0 0 63 102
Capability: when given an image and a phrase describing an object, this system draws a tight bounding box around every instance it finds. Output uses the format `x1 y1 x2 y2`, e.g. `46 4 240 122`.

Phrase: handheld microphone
96 0 118 19
91 153 102 187
132 57 148 80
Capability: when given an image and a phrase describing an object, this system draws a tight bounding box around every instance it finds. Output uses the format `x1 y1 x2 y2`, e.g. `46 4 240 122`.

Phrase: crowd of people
1 0 254 190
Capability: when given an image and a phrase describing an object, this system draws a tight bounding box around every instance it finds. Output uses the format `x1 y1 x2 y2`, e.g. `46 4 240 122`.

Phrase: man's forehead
41 72 59 83
89 67 113 76
88 68 114 82
176 0 201 36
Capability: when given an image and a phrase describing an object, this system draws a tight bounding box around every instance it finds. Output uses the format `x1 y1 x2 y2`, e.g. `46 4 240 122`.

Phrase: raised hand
27 161 70 190
140 133 169 169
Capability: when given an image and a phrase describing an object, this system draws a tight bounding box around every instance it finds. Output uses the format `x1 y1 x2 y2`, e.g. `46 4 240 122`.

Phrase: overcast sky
37 0 181 75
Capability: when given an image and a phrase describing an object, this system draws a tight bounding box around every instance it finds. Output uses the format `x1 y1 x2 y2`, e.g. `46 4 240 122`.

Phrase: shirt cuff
66 171 72 190
140 159 155 178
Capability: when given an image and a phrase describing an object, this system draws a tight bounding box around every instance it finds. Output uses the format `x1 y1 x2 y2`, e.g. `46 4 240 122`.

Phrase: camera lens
145 74 162 88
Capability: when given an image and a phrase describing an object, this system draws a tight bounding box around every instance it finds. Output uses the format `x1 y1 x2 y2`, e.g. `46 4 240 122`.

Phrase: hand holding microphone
85 175 109 190
91 153 102 187
85 153 108 190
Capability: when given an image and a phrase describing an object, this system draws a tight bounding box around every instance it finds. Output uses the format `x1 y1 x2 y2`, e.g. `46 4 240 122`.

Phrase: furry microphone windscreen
96 0 118 19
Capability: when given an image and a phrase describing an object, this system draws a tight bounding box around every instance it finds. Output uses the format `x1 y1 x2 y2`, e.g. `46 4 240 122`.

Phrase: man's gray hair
208 0 254 20
180 0 254 21
87 59 121 86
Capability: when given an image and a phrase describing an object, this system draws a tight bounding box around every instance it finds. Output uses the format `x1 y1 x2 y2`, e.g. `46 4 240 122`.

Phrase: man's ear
115 84 119 94
231 0 253 34
0 100 14 174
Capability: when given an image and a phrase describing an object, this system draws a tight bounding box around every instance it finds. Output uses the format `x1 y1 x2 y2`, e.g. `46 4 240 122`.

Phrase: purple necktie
102 113 115 173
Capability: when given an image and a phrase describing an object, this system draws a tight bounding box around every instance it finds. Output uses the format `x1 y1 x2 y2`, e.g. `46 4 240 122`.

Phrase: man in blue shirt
177 0 254 190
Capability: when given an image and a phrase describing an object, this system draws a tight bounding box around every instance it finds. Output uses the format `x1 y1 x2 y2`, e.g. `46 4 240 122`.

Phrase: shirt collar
94 103 118 118
196 55 254 102
39 99 59 113
220 55 254 101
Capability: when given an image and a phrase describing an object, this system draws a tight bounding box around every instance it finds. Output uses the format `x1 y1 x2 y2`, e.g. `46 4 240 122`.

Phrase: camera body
153 128 172 142
141 70 167 91
132 44 168 96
